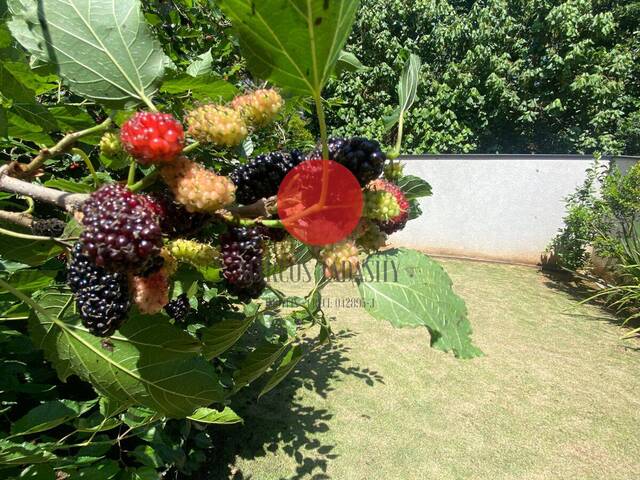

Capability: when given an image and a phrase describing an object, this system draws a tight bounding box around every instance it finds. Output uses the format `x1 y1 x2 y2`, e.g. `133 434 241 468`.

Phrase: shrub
550 159 640 272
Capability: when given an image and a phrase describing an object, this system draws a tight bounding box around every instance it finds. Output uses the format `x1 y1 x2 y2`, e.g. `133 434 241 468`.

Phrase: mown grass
206 259 640 480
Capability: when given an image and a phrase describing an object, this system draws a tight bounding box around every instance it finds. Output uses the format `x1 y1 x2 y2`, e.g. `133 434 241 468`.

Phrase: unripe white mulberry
232 89 283 127
160 157 235 213
167 239 220 269
186 105 248 147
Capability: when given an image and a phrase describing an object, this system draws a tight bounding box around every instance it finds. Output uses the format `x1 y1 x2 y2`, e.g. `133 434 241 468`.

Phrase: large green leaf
201 314 255 360
8 0 170 107
29 288 223 417
11 398 96 435
5 110 52 144
217 0 360 96
357 249 482 359
6 269 56 293
233 341 288 391
1 60 57 94
48 106 94 132
1 57 58 135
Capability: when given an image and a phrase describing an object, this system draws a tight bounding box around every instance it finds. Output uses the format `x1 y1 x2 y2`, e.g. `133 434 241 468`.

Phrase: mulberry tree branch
0 165 88 212
9 118 112 178
0 210 34 229
224 196 277 218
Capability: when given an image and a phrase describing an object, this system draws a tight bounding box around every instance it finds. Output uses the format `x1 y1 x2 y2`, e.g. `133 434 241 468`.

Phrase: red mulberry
120 112 184 165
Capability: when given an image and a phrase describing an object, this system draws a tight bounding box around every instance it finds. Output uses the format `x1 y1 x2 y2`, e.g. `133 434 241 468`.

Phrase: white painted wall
390 155 639 264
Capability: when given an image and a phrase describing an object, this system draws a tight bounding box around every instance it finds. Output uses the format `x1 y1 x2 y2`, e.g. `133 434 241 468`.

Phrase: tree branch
225 196 277 218
0 165 88 212
10 118 112 178
0 210 33 229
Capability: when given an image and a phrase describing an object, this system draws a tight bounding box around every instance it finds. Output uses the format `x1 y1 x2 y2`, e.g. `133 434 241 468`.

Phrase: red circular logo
277 160 363 246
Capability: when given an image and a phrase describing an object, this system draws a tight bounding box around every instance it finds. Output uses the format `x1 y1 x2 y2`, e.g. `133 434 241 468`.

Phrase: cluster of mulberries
308 137 386 186
230 151 304 205
220 227 266 299
79 184 163 273
57 87 417 338
319 240 360 281
160 157 236 214
364 179 410 234
120 112 184 165
232 89 283 127
186 105 248 147
68 244 130 337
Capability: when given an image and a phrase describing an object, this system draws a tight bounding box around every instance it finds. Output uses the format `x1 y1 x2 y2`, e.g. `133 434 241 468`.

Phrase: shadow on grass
195 329 384 480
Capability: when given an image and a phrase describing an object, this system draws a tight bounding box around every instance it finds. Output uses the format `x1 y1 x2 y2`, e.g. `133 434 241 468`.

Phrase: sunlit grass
206 259 640 480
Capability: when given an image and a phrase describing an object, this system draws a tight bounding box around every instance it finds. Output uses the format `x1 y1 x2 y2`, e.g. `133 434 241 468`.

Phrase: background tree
326 0 640 154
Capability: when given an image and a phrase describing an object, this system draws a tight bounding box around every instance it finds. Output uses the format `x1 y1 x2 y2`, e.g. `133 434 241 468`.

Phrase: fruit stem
183 141 200 154
140 94 159 113
127 160 137 186
21 196 35 215
72 148 99 187
235 218 284 228
393 112 405 157
314 94 330 160
313 93 331 207
10 118 112 178
128 169 159 192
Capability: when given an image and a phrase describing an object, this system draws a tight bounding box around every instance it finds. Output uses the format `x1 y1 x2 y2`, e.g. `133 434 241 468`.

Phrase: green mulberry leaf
8 0 170 107
28 287 223 418
217 0 360 96
358 249 482 359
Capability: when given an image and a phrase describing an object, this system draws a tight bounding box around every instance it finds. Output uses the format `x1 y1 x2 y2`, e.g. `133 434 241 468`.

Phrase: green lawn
208 259 640 480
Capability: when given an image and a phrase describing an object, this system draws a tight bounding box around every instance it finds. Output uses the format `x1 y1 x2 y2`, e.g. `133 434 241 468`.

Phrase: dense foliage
0 0 481 478
550 159 640 337
550 159 640 271
327 0 640 154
